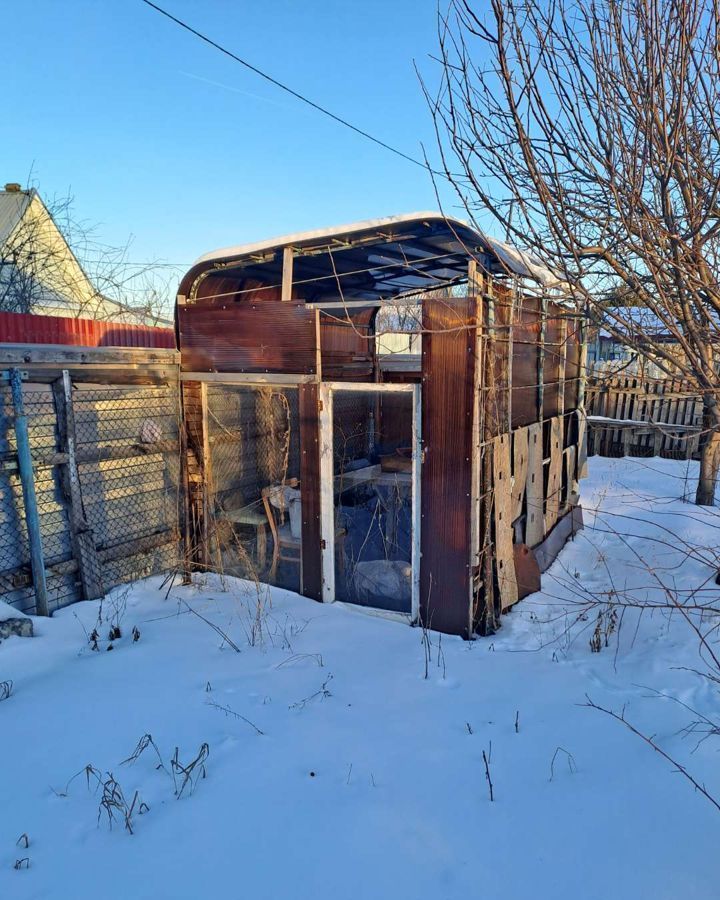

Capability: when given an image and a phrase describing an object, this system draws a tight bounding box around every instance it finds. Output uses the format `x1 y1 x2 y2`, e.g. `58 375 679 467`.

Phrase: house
586 306 680 367
0 183 164 324
176 212 587 638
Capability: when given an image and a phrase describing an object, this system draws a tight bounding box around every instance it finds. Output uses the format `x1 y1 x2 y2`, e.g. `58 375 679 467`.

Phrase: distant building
0 183 163 324
586 306 676 366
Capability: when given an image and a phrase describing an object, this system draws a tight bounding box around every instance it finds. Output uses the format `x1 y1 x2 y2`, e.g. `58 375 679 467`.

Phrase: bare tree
426 0 720 504
0 186 176 324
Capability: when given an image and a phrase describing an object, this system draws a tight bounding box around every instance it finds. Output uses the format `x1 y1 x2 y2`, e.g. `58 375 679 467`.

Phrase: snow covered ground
1 456 719 899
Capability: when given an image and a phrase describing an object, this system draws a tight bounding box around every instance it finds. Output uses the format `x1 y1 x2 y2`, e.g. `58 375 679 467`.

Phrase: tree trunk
695 399 720 506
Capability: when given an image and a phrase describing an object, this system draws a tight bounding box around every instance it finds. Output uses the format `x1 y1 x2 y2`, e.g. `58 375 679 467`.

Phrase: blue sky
5 0 465 273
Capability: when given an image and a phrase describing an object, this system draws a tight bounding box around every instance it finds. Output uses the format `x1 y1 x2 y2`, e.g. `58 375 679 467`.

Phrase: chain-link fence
1 372 181 615
0 380 34 610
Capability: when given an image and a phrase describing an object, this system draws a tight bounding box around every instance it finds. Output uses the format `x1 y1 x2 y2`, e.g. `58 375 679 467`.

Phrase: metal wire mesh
72 383 181 589
0 375 181 615
0 383 34 611
332 391 375 471
205 384 301 592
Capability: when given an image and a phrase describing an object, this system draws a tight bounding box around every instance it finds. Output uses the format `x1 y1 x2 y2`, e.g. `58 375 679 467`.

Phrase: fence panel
586 373 703 459
1 360 181 615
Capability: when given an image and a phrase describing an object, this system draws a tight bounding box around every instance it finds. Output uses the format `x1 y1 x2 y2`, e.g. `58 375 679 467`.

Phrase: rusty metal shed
176 213 586 637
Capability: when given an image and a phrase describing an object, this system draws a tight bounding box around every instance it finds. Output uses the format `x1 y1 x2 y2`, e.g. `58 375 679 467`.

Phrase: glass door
319 383 420 618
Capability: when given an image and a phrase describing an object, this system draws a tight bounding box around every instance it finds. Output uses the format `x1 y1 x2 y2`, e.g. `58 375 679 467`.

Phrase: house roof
0 186 169 325
181 212 562 303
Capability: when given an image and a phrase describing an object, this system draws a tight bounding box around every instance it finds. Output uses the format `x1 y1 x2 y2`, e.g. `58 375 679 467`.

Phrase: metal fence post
9 367 49 616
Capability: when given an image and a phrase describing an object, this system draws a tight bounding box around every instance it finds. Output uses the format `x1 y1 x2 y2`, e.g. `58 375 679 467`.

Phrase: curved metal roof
180 212 559 303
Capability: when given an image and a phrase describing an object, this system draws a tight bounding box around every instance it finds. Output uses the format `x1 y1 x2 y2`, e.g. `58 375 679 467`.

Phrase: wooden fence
0 321 181 616
585 373 703 459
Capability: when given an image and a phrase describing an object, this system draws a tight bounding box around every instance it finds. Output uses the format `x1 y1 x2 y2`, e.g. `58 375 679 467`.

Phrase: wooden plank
2 364 178 386
544 416 563 533
299 383 322 601
511 426 529 522
420 296 476 637
281 246 294 303
180 372 315 385
0 344 178 366
525 422 544 547
653 380 666 455
577 409 589 479
564 445 577 508
621 376 635 455
52 371 103 601
493 434 518 609
667 377 680 454
534 506 583 572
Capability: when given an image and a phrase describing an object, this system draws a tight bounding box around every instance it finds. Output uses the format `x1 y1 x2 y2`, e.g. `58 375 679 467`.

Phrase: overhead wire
140 0 445 177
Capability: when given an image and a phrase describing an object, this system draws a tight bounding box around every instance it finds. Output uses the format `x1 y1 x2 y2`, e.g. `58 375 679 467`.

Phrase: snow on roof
598 306 672 339
194 211 561 289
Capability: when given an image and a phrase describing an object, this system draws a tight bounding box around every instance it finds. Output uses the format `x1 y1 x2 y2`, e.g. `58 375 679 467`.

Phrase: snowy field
1 456 719 899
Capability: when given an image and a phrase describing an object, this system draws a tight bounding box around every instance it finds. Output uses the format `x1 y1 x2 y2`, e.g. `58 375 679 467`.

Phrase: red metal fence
0 311 175 349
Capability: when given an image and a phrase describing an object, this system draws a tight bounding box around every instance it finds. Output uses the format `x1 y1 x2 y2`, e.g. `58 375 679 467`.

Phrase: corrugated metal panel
0 311 175 348
420 296 477 637
511 295 542 428
178 301 317 374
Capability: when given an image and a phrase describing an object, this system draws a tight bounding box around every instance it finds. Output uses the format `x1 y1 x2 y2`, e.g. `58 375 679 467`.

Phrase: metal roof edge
190 210 564 289
194 212 468 265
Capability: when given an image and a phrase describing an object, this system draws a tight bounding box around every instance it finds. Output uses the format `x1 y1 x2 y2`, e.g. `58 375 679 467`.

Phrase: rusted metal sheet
514 543 541 599
420 296 477 637
511 296 541 427
178 301 318 374
489 291 511 436
542 305 564 418
299 383 322 601
564 316 582 411
0 311 175 348
319 310 374 380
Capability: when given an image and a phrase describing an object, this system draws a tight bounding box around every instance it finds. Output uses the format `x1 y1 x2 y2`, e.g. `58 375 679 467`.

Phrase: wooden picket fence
585 373 703 459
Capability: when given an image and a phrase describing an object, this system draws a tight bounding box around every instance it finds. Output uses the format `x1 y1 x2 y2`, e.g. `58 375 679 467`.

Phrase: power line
139 0 438 175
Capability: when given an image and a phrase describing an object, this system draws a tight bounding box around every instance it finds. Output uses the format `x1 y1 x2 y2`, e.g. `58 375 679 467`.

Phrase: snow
193 211 561 288
1 456 719 899
0 599 29 623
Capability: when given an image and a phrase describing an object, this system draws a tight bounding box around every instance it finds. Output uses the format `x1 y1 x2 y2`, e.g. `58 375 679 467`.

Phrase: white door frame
318 381 421 622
